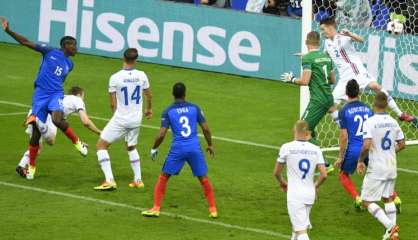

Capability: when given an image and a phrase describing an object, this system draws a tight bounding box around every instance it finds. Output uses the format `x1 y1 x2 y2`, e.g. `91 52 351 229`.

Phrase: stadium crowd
165 0 418 34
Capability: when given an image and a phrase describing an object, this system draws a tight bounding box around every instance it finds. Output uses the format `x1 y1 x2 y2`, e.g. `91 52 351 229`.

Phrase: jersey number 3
179 116 191 137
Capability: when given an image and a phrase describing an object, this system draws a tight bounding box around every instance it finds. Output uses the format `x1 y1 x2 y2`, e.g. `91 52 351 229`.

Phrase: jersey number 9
298 159 311 179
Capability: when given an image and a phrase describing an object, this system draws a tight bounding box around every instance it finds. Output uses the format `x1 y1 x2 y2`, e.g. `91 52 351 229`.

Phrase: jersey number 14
121 86 141 106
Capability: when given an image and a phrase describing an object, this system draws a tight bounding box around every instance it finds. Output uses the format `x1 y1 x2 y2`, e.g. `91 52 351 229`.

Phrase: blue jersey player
142 82 218 218
335 80 401 212
2 18 87 180
335 80 373 209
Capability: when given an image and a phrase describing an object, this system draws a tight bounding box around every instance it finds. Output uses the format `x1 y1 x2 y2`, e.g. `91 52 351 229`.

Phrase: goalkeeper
282 31 336 145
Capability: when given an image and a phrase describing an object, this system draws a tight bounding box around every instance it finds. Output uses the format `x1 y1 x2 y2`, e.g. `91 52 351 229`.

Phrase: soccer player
141 82 217 218
319 17 415 123
94 48 152 191
274 120 327 240
2 18 88 180
16 86 101 179
335 79 373 209
281 31 336 143
357 92 405 240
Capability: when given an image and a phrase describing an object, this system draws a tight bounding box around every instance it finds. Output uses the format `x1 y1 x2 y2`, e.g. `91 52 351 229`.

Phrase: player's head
172 82 186 100
60 36 77 56
68 86 85 99
373 92 388 111
346 79 360 100
123 48 139 65
293 120 312 141
319 18 337 39
305 31 320 48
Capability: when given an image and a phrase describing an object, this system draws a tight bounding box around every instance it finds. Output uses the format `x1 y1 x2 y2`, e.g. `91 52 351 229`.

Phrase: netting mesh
311 0 418 150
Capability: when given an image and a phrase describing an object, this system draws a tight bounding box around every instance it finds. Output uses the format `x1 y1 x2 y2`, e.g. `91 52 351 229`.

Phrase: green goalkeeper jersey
301 50 334 104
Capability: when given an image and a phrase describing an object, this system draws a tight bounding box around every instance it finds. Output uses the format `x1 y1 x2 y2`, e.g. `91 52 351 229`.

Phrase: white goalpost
300 0 418 152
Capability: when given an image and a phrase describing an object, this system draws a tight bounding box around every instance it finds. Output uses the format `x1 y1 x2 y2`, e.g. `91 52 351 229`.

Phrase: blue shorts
32 88 64 123
162 144 208 177
342 145 369 175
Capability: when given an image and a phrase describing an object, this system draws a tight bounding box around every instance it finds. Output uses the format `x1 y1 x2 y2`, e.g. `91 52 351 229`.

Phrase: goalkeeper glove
281 72 296 83
150 148 158 161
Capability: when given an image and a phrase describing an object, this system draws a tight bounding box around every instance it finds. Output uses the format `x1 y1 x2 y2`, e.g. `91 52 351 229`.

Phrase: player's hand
150 148 158 161
279 182 287 192
356 162 366 175
0 17 9 31
334 157 343 169
206 145 214 158
340 29 352 37
145 109 153 119
281 72 296 83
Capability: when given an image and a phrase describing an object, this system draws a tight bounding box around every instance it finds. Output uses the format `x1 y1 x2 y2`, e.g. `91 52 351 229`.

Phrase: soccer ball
387 19 404 35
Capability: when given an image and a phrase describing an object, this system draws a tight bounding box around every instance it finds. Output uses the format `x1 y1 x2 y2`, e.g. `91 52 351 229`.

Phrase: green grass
0 43 417 240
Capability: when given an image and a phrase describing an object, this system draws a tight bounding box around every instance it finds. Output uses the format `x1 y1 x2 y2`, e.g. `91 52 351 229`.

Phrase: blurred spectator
245 0 266 13
263 0 281 15
313 0 337 22
287 0 302 18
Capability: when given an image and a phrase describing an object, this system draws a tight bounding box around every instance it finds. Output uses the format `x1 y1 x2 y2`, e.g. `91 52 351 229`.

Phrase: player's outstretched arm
335 129 348 169
273 162 287 192
281 70 311 85
340 29 364 43
78 110 101 135
1 18 36 50
143 88 153 119
199 122 214 157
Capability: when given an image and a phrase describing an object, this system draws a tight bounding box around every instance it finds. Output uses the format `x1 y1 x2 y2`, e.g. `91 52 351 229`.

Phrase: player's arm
395 139 406 153
78 110 101 135
109 92 117 113
150 127 168 161
341 29 364 43
1 18 36 50
329 70 336 84
281 69 311 85
357 138 371 174
335 128 348 169
273 162 287 192
315 164 328 188
199 122 214 157
143 88 152 119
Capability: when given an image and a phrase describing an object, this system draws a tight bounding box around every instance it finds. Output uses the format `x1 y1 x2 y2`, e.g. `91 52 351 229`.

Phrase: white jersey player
94 48 152 191
319 18 415 123
274 120 327 240
357 92 405 240
16 86 101 179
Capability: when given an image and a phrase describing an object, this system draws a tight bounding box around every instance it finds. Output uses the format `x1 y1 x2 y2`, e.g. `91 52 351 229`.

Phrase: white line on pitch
0 112 28 116
2 100 418 175
0 100 280 150
0 181 289 239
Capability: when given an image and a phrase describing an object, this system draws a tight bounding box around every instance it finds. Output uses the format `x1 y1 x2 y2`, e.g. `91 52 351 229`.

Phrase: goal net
304 0 418 151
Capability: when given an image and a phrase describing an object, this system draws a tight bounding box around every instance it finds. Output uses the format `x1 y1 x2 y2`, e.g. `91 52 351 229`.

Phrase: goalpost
300 0 418 152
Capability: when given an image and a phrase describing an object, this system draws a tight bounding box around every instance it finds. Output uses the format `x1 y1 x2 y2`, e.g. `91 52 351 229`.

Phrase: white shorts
100 117 141 147
361 175 395 202
333 73 376 104
26 113 57 144
287 201 313 232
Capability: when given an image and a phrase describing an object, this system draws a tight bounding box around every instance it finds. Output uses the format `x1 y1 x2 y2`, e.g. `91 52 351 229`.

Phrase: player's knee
96 139 109 150
45 138 56 146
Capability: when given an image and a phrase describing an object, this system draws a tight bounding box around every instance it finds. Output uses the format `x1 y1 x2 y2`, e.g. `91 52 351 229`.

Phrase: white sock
18 150 30 168
384 202 397 225
297 233 309 240
128 149 142 182
291 232 297 240
382 89 402 117
367 203 393 229
97 150 114 182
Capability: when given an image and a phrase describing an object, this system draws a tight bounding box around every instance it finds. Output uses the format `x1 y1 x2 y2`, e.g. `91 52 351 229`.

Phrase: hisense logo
38 0 261 72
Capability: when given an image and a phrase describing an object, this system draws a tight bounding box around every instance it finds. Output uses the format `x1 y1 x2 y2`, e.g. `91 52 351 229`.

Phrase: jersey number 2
121 86 141 106
179 116 191 137
354 114 369 136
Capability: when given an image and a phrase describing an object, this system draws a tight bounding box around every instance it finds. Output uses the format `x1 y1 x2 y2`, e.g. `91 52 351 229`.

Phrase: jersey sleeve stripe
340 48 360 75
